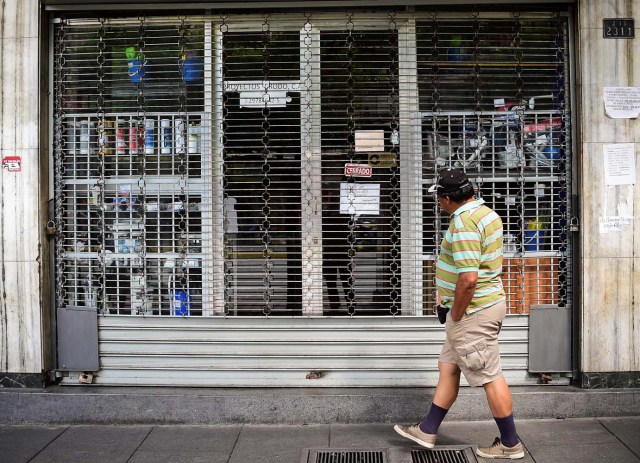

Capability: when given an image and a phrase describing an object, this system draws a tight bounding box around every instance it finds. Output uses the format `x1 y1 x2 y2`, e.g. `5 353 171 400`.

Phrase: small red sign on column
2 156 21 172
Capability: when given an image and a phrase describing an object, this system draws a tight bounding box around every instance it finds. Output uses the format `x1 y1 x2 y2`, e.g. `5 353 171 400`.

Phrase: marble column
578 0 640 387
0 0 49 387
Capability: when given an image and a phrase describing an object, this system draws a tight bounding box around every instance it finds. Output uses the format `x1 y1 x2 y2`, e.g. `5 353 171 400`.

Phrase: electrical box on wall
528 304 572 373
57 306 99 371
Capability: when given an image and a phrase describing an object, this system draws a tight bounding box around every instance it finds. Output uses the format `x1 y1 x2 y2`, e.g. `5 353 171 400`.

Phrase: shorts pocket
453 337 487 371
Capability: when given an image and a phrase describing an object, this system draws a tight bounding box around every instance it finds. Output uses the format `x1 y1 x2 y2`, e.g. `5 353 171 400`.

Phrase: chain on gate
387 12 400 316
554 11 569 307
96 17 107 313
220 13 233 316
135 15 148 314
345 12 357 316
429 10 441 312
261 13 274 316
177 16 190 316
512 11 527 314
54 18 68 310
471 9 483 178
470 10 485 219
302 12 315 314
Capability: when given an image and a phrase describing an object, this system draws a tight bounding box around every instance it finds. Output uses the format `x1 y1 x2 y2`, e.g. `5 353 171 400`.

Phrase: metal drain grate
301 446 478 463
411 448 473 463
314 450 385 463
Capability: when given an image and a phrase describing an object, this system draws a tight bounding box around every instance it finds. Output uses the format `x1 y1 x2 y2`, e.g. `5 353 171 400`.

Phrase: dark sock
418 402 449 435
494 414 519 447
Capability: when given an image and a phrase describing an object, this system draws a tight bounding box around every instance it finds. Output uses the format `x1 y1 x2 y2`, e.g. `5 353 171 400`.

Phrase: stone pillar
0 0 49 387
578 0 640 387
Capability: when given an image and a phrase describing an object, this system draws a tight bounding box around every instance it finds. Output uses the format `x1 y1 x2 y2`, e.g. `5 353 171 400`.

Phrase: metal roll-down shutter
52 7 574 386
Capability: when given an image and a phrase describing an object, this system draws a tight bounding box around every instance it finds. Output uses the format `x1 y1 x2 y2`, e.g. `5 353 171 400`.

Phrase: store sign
224 81 303 92
1 156 21 172
225 80 303 109
355 130 385 152
239 91 292 108
603 18 635 39
224 80 302 108
344 163 372 177
368 152 396 167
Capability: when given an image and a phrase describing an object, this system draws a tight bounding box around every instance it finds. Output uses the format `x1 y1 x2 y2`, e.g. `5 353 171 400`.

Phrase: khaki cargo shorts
439 300 507 387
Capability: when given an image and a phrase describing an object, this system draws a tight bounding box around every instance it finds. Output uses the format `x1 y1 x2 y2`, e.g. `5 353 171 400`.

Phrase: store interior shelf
418 61 560 68
421 251 560 261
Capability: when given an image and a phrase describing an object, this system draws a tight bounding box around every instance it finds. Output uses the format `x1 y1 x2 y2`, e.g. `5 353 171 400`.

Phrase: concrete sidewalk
2 386 640 425
2 417 639 463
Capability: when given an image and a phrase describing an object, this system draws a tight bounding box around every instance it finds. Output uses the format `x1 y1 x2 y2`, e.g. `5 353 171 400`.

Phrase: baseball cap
427 168 471 194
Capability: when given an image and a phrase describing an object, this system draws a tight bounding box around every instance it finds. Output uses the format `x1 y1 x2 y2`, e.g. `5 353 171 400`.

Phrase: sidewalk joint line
225 424 243 463
597 417 640 460
26 425 71 463
125 425 155 463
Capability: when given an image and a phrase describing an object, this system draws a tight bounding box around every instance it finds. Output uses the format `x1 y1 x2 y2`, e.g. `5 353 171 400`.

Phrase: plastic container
172 290 191 316
188 124 200 153
126 47 145 83
79 120 94 155
127 59 145 83
447 34 466 62
144 119 155 154
180 53 204 82
524 218 547 251
160 119 172 154
174 118 185 152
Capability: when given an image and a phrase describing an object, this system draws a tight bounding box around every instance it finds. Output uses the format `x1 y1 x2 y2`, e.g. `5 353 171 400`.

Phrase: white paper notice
603 87 640 119
355 130 385 152
340 182 380 215
603 143 636 185
598 216 633 234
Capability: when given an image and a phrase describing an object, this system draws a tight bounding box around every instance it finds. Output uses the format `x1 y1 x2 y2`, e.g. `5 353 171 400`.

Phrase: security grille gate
52 8 574 386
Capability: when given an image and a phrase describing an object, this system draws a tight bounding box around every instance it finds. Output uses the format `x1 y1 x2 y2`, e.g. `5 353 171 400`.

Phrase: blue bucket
180 56 204 83
128 59 145 83
524 229 546 251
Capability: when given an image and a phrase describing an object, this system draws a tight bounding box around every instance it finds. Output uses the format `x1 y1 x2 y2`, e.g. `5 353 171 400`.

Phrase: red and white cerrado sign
344 163 372 178
1 156 21 172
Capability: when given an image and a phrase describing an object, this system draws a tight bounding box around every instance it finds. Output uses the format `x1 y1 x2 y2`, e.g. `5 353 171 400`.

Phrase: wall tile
579 0 637 34
578 24 637 87
580 84 635 143
581 142 636 259
582 257 636 372
0 0 39 39
632 260 640 370
0 37 40 151
0 260 43 373
0 148 43 263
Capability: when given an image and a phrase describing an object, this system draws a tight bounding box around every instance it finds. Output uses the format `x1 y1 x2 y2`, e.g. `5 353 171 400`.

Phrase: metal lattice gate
52 8 574 386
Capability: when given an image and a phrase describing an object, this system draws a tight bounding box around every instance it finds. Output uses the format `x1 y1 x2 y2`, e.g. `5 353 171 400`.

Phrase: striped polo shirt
436 198 505 313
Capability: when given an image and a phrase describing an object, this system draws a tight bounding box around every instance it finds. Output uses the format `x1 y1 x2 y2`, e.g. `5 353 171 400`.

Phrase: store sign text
344 164 372 177
224 81 303 92
226 81 302 109
239 91 292 108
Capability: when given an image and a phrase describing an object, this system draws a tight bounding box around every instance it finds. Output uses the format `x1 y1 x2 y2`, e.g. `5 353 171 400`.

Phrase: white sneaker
476 437 525 459
393 424 436 449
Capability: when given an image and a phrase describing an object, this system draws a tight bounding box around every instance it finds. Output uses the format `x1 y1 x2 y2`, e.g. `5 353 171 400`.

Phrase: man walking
394 168 524 460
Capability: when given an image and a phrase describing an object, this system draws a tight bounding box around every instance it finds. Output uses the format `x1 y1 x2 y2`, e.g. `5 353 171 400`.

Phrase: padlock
46 220 56 236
